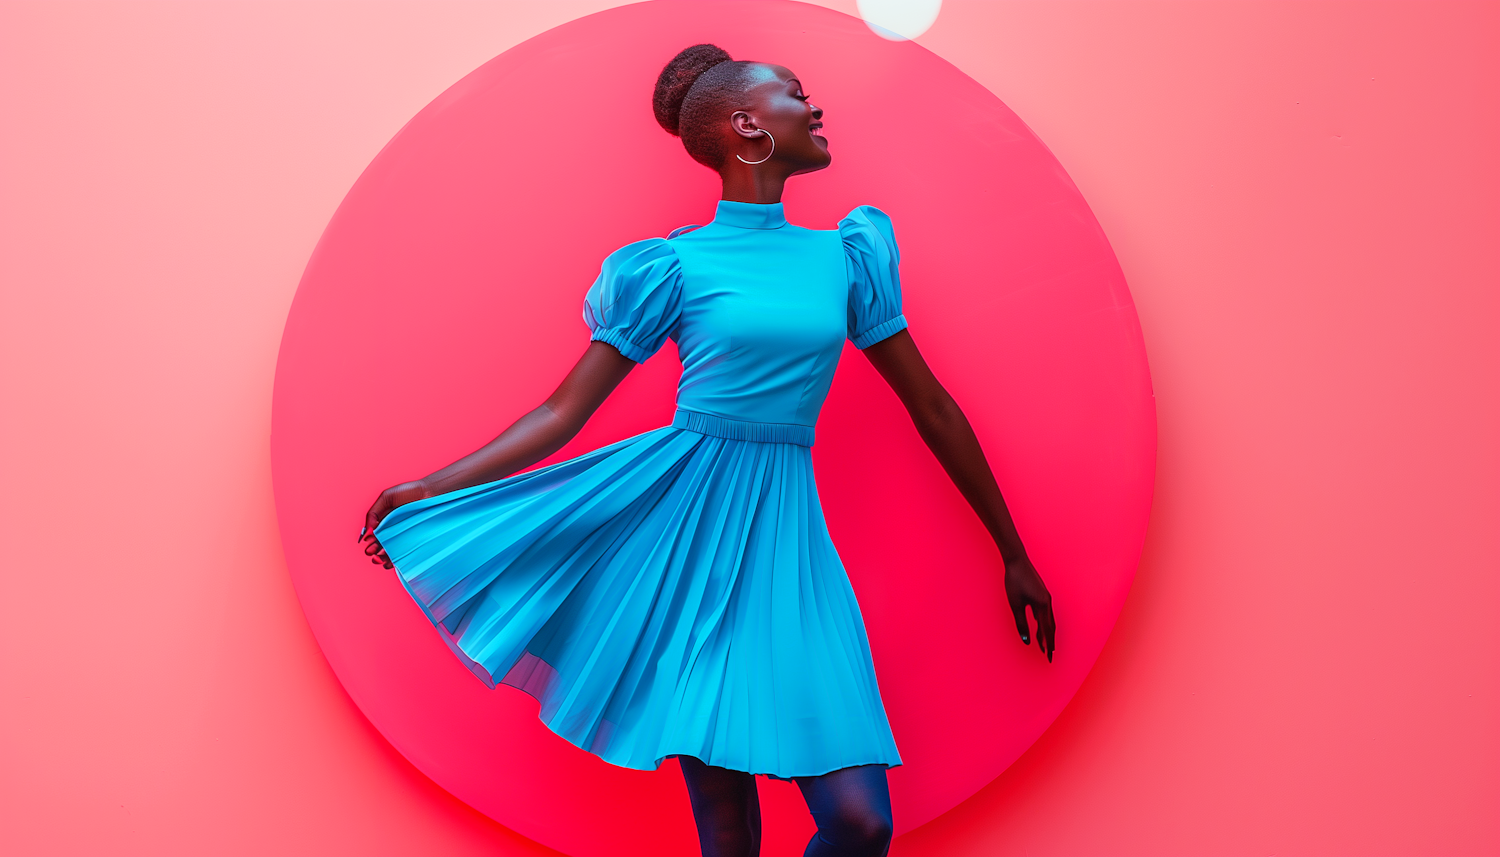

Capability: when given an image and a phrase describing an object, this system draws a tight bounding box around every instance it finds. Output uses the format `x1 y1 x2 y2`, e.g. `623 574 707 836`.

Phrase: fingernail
359 526 367 541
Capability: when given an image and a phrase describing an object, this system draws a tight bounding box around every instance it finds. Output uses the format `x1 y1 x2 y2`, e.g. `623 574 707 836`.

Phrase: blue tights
679 757 893 857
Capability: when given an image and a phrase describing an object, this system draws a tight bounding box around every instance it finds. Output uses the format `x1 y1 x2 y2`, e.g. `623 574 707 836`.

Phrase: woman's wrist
996 539 1031 568
393 477 439 502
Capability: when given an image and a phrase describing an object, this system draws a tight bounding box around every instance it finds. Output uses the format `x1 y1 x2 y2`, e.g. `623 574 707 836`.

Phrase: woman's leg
794 765 893 857
679 756 762 857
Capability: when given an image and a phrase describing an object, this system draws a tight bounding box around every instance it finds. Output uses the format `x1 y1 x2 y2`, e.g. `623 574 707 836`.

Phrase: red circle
272 2 1154 854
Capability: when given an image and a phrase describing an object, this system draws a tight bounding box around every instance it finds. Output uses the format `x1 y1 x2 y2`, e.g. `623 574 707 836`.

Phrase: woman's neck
719 166 789 204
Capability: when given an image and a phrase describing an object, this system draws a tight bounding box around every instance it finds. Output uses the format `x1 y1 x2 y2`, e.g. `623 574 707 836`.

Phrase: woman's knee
799 764 893 855
810 801 892 855
825 804 892 850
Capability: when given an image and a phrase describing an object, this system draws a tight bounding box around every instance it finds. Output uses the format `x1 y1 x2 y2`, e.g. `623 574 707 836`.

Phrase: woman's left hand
1004 557 1056 661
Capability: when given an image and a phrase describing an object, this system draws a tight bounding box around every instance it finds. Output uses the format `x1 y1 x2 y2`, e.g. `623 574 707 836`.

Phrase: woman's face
731 64 830 174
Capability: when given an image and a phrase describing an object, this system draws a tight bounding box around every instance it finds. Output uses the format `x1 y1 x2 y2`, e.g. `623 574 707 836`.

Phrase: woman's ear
729 111 763 139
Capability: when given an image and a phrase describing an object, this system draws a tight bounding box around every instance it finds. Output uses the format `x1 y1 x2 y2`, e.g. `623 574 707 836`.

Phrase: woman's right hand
360 480 433 569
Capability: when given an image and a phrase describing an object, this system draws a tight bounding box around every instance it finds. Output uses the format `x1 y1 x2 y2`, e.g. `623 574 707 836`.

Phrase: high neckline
713 200 787 230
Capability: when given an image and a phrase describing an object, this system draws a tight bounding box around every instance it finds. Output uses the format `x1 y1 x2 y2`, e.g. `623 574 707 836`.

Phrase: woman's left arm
863 329 1056 661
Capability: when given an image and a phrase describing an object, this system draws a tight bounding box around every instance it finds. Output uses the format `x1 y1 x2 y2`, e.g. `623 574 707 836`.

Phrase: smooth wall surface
2 1 1495 855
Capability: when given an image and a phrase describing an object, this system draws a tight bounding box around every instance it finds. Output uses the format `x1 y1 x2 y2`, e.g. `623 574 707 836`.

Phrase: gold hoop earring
736 130 775 165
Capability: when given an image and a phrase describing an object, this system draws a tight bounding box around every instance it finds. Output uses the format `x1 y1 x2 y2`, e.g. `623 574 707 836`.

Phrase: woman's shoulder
603 235 676 260
839 204 891 225
837 205 898 257
598 235 682 276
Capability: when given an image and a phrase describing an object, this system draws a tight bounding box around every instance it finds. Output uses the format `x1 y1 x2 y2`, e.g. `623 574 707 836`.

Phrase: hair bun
653 44 733 136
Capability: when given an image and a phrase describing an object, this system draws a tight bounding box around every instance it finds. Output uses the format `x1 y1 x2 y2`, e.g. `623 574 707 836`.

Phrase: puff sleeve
581 238 684 363
839 205 908 349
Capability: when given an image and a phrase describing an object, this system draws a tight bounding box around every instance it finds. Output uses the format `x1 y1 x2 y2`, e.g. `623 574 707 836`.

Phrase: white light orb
856 0 942 41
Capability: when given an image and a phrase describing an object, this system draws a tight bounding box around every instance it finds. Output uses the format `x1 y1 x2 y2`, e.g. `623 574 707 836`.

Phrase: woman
361 44 1056 857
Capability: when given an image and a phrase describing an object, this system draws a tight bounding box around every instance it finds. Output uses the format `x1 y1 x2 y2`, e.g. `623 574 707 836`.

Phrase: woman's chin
810 139 833 167
794 156 833 176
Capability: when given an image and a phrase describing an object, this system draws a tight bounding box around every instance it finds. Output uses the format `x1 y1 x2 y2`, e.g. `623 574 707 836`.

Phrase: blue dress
376 200 907 778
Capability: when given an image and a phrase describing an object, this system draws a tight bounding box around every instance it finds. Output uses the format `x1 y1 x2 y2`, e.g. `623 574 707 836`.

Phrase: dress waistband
671 409 815 447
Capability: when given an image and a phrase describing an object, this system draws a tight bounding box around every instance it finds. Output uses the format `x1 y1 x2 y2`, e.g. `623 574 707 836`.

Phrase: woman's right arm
360 340 637 567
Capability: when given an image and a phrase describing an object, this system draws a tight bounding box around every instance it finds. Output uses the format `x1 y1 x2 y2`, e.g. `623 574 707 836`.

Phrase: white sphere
856 0 942 41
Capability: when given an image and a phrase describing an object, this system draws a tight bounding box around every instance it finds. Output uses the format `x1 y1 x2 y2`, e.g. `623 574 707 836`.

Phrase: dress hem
391 562 904 779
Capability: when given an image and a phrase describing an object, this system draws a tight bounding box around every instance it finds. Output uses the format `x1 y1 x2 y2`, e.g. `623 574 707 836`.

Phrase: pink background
2 1 1496 854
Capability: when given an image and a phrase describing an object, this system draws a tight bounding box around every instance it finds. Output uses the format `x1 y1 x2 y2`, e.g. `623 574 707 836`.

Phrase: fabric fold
376 424 903 779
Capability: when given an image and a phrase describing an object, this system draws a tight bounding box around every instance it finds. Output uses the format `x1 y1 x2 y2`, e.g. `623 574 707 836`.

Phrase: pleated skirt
374 420 902 778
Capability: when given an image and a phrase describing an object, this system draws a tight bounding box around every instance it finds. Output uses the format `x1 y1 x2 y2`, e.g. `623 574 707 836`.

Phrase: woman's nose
811 103 824 119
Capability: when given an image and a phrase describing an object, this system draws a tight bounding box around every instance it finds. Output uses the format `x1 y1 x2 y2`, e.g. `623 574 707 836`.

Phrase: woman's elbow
910 393 964 434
